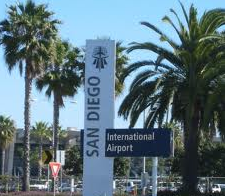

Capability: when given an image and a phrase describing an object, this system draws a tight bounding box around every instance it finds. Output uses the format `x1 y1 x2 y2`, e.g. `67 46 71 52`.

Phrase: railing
1 175 225 194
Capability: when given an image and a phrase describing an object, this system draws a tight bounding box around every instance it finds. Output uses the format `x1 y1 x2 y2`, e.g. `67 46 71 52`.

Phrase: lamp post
142 109 147 195
152 157 158 196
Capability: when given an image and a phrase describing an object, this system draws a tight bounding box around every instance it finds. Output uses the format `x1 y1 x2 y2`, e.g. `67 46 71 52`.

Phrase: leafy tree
64 145 130 178
119 3 225 193
0 115 16 175
114 157 130 177
64 145 83 177
36 39 83 161
198 141 225 177
170 148 184 176
29 147 39 177
0 0 60 190
170 141 225 177
31 121 51 179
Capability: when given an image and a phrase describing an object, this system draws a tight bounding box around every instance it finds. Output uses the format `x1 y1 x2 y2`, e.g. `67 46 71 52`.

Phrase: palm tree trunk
53 92 60 162
1 149 5 175
22 70 32 191
38 143 43 179
183 104 200 193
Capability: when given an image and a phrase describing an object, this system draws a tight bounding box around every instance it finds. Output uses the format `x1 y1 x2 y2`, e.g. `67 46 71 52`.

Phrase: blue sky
0 0 224 130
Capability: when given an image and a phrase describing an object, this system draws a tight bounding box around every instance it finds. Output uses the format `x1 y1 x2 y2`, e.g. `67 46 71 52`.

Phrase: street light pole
142 109 147 195
152 157 158 196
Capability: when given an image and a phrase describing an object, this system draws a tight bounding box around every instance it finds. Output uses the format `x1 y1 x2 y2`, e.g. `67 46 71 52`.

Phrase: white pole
142 110 146 195
60 168 62 192
47 165 50 192
143 157 146 173
71 178 74 194
152 157 158 196
53 177 56 196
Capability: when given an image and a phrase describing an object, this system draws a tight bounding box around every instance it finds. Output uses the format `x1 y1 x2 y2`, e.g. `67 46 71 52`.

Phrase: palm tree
119 3 225 193
36 39 83 161
200 33 225 140
31 121 51 179
0 0 60 191
115 41 129 97
0 115 16 175
57 126 68 147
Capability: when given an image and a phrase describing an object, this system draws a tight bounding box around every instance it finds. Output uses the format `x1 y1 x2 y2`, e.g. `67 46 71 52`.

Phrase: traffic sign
42 150 53 164
105 128 172 157
49 162 61 178
56 150 65 165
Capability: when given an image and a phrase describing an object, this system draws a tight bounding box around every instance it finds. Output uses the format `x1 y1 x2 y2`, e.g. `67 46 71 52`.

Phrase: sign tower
83 40 115 196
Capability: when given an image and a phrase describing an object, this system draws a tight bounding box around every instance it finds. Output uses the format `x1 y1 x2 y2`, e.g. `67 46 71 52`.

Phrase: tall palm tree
49 124 68 150
57 126 68 147
0 115 16 175
36 39 83 161
200 33 225 140
119 3 225 193
31 121 51 179
115 41 129 97
0 0 60 191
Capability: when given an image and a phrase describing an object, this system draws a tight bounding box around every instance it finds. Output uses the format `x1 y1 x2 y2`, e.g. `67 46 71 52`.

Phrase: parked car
75 183 83 192
211 184 221 193
219 184 225 192
59 183 70 192
59 182 82 192
158 182 179 192
59 182 77 192
198 184 206 193
29 180 49 191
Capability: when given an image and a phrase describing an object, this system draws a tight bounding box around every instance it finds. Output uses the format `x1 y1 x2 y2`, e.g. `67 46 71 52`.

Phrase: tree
198 141 225 177
36 39 83 161
115 41 129 97
163 122 183 151
114 157 130 177
64 145 130 178
0 0 60 190
0 115 16 175
64 145 83 177
31 121 51 179
51 125 68 150
170 141 225 177
119 3 225 193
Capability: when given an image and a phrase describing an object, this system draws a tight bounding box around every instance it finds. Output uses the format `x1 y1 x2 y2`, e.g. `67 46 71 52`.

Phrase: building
0 127 81 176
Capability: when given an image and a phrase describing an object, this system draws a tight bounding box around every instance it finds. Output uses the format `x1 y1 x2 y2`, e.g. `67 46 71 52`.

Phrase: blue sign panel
105 128 172 157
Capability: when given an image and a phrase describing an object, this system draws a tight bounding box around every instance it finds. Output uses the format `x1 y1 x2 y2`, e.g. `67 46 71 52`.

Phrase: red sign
49 162 61 178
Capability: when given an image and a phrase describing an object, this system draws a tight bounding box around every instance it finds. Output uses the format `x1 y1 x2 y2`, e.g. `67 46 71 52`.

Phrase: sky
0 0 224 130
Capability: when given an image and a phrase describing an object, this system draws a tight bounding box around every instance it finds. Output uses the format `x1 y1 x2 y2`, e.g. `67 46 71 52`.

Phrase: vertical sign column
83 40 115 196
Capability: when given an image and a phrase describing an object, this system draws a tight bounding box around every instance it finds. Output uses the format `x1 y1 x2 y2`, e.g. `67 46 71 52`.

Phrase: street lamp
142 109 147 195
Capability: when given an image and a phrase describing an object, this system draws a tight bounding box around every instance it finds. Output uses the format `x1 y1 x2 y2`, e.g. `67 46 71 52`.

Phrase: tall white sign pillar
83 40 115 196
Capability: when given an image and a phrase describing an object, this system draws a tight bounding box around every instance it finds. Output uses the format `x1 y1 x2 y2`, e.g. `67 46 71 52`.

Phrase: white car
30 181 49 191
75 183 83 192
211 184 221 193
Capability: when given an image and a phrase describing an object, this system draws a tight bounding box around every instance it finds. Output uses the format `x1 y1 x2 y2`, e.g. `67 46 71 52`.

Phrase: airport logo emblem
92 46 108 71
